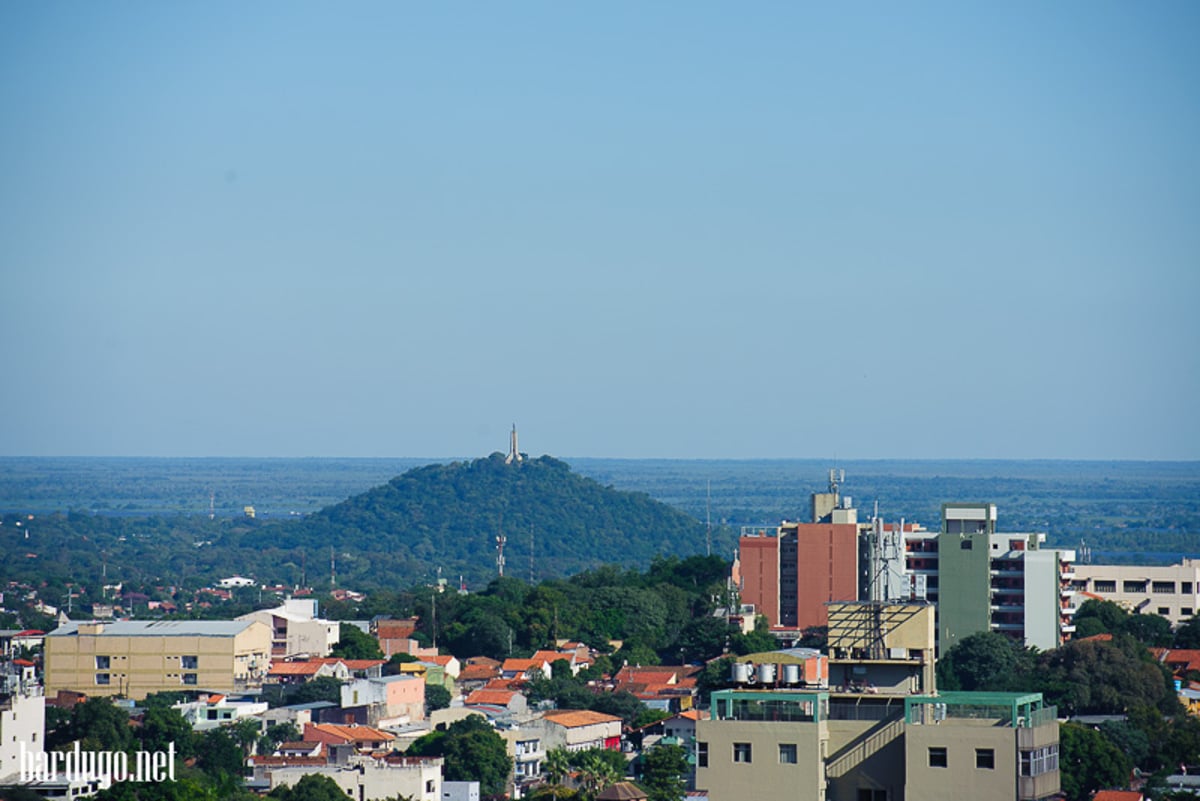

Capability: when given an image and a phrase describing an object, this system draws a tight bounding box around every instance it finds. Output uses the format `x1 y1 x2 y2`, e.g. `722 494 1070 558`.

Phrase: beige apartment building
695 602 1060 801
44 620 271 700
1072 560 1200 625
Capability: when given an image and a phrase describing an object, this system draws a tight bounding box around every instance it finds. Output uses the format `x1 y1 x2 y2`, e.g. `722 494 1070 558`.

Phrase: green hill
244 453 709 587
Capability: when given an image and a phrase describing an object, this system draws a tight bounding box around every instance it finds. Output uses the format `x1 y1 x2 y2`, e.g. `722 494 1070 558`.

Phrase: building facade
44 620 271 700
1071 560 1200 625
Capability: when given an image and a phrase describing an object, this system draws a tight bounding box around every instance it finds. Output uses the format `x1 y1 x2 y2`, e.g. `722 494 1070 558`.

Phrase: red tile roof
269 662 327 676
458 664 500 682
466 689 517 706
543 710 622 728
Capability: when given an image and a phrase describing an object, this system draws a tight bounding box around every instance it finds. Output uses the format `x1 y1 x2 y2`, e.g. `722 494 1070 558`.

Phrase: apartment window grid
733 742 752 764
1154 581 1176 594
1020 745 1059 777
976 748 995 769
1094 580 1116 593
1124 580 1148 593
697 742 708 768
95 673 110 685
1183 582 1194 594
95 655 110 670
779 743 798 764
928 747 948 768
181 655 199 669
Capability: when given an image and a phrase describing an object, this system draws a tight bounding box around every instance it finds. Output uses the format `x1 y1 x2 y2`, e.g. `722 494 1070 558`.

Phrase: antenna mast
209 490 215 520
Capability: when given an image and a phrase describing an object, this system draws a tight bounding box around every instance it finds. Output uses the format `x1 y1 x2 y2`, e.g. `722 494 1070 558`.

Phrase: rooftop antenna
209 490 216 520
496 533 507 578
330 545 336 588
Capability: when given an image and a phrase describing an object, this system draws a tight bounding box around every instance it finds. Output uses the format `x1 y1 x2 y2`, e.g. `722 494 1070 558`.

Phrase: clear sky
2 2 1197 460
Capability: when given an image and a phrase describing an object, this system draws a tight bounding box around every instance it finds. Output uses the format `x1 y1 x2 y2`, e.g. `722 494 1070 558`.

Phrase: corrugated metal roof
47 620 259 637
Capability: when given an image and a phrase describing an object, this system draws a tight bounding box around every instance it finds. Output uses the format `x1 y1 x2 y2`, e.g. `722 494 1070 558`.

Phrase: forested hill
244 453 709 586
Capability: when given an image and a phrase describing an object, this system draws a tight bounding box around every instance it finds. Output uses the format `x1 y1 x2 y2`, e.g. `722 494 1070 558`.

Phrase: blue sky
2 3 1197 459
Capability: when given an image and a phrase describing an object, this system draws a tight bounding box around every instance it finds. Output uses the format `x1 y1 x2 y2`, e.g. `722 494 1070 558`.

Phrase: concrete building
540 710 623 752
341 675 426 727
255 753 442 801
1071 559 1200 625
44 620 271 701
0 660 45 782
739 480 860 631
908 504 1076 652
173 693 269 730
694 601 1060 801
238 599 340 658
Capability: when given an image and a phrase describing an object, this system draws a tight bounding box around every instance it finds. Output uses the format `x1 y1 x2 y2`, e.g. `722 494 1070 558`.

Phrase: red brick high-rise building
738 472 860 630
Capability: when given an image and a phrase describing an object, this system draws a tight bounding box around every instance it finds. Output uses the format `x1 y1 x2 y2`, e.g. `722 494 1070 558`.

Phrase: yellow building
44 620 271 701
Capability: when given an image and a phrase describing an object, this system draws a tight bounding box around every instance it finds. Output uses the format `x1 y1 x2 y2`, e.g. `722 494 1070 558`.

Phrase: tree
937 631 1031 692
425 683 451 713
268 774 355 801
196 728 248 778
1121 613 1173 647
1033 636 1173 715
575 749 621 798
56 697 137 753
671 616 732 664
1058 722 1132 801
409 716 512 796
729 617 777 656
1072 599 1129 635
331 624 383 660
638 744 688 801
544 747 573 786
138 705 197 760
1175 614 1200 648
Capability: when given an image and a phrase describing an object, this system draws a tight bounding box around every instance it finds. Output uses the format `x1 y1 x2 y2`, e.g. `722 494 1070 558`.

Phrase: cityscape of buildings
2 468 1199 800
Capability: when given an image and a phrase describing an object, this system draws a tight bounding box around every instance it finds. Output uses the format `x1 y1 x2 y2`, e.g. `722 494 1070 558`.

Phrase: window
1184 608 1194 617
95 673 110 686
95 656 110 670
976 748 995 769
779 744 797 764
1154 581 1176 594
182 673 197 685
961 540 973 550
928 747 947 768
1020 745 1059 777
426 780 435 793
1124 580 1148 593
1159 607 1170 616
857 791 887 801
207 709 218 720
1183 582 1194 594
181 655 198 669
1094 580 1116 593
733 743 752 764
697 742 708 768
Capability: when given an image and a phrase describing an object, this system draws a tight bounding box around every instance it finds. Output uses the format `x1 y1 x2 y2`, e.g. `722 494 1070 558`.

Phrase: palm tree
545 747 573 786
577 751 621 799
